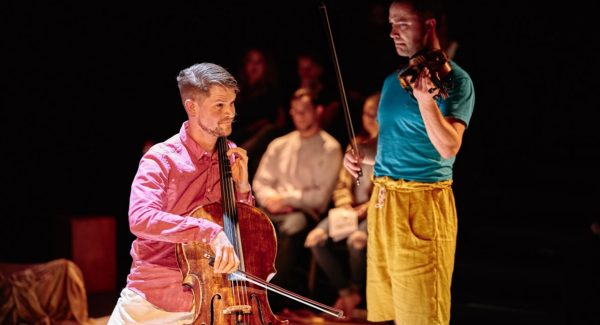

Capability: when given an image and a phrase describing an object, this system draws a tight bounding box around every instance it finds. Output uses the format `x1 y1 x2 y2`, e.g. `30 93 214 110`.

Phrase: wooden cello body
175 137 287 325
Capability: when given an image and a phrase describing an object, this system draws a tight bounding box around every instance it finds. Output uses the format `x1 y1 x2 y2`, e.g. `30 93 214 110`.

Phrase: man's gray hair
177 63 239 101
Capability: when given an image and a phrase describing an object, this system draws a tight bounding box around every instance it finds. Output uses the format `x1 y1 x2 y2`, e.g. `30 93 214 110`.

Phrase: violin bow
319 2 363 185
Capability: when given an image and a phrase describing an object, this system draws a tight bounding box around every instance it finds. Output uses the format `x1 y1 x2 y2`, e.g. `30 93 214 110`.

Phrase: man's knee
278 211 310 235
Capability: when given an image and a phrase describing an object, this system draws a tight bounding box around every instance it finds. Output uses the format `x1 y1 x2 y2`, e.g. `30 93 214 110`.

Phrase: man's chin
220 126 233 137
395 46 409 57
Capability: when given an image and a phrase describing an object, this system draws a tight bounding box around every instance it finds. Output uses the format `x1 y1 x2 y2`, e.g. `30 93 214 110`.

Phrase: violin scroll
398 48 454 100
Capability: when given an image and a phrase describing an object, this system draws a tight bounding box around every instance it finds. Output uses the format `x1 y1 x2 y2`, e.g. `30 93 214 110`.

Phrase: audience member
252 88 343 313
591 219 600 237
438 12 459 60
304 92 380 320
229 46 287 183
289 49 349 147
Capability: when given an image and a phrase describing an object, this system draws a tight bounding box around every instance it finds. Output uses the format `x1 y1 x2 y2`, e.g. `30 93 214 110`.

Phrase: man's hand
343 149 364 178
347 230 368 250
411 67 438 103
227 147 250 193
209 230 240 273
304 228 328 248
353 203 369 220
264 194 294 214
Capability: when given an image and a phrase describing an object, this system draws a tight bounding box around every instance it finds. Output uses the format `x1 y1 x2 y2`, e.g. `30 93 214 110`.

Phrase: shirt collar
179 121 212 160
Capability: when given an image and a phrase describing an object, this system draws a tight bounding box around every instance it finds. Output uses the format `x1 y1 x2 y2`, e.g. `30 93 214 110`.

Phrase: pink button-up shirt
126 121 255 312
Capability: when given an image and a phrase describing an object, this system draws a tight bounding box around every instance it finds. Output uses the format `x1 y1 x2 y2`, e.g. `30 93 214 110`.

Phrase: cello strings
229 140 251 322
218 137 249 319
229 139 251 317
218 138 239 309
222 138 241 306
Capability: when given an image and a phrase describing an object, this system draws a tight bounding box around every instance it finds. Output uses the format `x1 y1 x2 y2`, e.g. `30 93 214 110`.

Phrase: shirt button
207 188 211 192
202 238 206 243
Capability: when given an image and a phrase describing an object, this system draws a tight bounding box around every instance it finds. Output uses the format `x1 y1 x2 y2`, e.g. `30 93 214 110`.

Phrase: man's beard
198 116 232 137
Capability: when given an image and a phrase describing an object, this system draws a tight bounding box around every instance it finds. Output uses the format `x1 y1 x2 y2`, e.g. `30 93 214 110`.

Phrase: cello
176 137 343 325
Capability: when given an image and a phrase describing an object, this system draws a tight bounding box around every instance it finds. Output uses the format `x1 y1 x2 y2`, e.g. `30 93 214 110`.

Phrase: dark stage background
2 1 598 324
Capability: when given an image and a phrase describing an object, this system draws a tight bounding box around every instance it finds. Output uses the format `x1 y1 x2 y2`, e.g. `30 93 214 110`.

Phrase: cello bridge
222 305 252 315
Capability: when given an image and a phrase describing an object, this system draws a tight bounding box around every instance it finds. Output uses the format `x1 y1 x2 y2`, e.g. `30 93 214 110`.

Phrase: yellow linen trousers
366 176 457 325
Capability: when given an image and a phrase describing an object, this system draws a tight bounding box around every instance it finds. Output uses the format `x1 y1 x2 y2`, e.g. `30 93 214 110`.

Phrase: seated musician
107 62 250 325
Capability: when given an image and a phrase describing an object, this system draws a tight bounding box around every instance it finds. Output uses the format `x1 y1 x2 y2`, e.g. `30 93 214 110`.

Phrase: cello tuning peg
428 87 438 94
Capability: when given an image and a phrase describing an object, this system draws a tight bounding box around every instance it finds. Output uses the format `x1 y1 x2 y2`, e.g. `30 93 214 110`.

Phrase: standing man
344 1 475 324
108 63 251 325
252 87 343 313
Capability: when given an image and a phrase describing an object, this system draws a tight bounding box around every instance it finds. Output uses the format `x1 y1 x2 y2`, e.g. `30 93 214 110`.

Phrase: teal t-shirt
373 61 475 182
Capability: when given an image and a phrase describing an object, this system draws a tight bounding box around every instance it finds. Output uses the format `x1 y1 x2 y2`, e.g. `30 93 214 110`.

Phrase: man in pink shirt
108 63 254 324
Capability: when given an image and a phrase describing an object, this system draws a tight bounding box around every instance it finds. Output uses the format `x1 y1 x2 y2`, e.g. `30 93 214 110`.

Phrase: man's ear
425 18 437 34
184 99 196 116
315 104 324 116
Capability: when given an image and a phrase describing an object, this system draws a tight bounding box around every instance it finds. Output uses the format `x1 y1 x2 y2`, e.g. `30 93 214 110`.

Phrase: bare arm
412 67 465 159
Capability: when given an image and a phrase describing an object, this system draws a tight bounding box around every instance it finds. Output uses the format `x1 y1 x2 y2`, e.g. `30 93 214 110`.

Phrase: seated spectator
287 48 350 147
229 45 287 183
304 92 380 320
252 88 343 313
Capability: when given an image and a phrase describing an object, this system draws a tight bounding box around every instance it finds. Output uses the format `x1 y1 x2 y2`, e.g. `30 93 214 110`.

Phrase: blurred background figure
252 88 343 314
289 48 348 148
591 219 600 237
229 46 287 183
141 140 154 155
304 91 380 321
438 12 459 61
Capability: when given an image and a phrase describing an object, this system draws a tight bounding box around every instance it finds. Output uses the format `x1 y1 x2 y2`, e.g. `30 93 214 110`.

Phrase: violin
397 48 455 100
176 137 343 325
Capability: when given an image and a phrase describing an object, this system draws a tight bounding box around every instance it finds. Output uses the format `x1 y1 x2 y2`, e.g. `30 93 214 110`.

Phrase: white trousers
107 288 195 325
